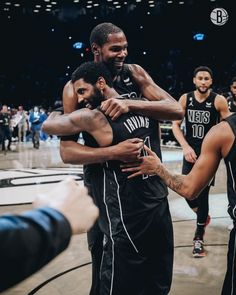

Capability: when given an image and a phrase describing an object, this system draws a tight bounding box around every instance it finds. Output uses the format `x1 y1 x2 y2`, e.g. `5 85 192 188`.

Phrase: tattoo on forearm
155 165 184 193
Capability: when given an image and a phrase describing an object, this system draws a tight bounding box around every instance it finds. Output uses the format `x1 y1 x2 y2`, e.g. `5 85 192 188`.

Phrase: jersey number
141 136 152 180
192 124 204 139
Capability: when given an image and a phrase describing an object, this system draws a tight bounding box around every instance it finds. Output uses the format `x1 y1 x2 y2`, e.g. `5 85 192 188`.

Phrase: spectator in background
0 105 12 152
226 77 236 112
10 108 19 141
29 106 42 149
39 107 48 141
17 105 28 142
54 99 63 109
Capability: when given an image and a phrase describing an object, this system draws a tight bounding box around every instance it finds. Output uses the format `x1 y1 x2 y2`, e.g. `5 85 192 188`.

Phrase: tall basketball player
171 66 229 257
59 22 184 294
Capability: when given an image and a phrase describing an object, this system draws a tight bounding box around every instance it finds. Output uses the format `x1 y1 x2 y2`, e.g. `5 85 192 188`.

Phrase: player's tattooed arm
154 164 185 193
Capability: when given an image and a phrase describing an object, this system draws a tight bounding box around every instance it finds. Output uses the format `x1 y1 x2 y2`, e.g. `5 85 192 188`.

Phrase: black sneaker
194 214 211 240
192 239 206 258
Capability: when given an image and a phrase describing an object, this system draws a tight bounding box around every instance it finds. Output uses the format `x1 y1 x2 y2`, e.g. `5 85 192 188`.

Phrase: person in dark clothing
225 77 236 112
59 22 183 295
0 178 99 292
42 61 175 295
0 105 12 151
172 66 230 257
122 112 236 295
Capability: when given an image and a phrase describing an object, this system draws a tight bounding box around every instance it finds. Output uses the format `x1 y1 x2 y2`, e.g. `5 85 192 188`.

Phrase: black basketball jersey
227 95 236 112
113 64 142 100
93 112 168 240
185 91 220 154
223 113 236 220
83 64 142 188
82 132 101 194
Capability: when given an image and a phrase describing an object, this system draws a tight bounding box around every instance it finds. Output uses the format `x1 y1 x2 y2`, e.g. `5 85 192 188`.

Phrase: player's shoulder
91 108 108 121
70 108 100 126
179 93 188 104
214 93 229 110
63 80 75 97
214 92 227 101
63 80 73 90
127 63 145 74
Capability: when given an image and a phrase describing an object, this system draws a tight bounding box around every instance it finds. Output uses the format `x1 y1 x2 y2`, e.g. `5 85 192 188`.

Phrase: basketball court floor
0 139 231 295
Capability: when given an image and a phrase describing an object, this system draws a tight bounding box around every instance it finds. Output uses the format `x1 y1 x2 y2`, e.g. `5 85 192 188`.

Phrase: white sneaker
228 223 234 231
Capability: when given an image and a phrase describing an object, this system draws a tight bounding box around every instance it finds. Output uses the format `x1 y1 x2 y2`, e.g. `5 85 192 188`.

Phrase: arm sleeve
0 207 72 292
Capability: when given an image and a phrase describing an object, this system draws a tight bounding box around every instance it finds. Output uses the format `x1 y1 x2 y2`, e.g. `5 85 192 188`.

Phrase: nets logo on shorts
210 8 228 26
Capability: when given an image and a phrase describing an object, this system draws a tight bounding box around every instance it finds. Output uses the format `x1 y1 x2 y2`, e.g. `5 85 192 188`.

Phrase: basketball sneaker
192 239 206 258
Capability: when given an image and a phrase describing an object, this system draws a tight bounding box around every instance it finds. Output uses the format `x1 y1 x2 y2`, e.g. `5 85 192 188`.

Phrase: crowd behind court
1 76 236 153
0 104 56 152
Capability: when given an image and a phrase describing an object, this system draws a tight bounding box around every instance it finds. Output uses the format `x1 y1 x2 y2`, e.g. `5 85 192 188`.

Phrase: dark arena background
0 1 236 295
0 0 235 108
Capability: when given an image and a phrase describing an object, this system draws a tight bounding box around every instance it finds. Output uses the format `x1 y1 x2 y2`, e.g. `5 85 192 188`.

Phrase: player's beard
196 85 210 94
90 88 106 109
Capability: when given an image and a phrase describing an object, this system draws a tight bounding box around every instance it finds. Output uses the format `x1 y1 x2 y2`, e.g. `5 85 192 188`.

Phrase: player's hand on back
100 98 129 121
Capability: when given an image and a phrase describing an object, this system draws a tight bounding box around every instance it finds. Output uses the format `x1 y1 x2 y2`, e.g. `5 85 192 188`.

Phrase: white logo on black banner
210 8 228 26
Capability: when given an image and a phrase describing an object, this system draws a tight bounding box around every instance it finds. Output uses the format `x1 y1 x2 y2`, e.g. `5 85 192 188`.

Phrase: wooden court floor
0 140 231 295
